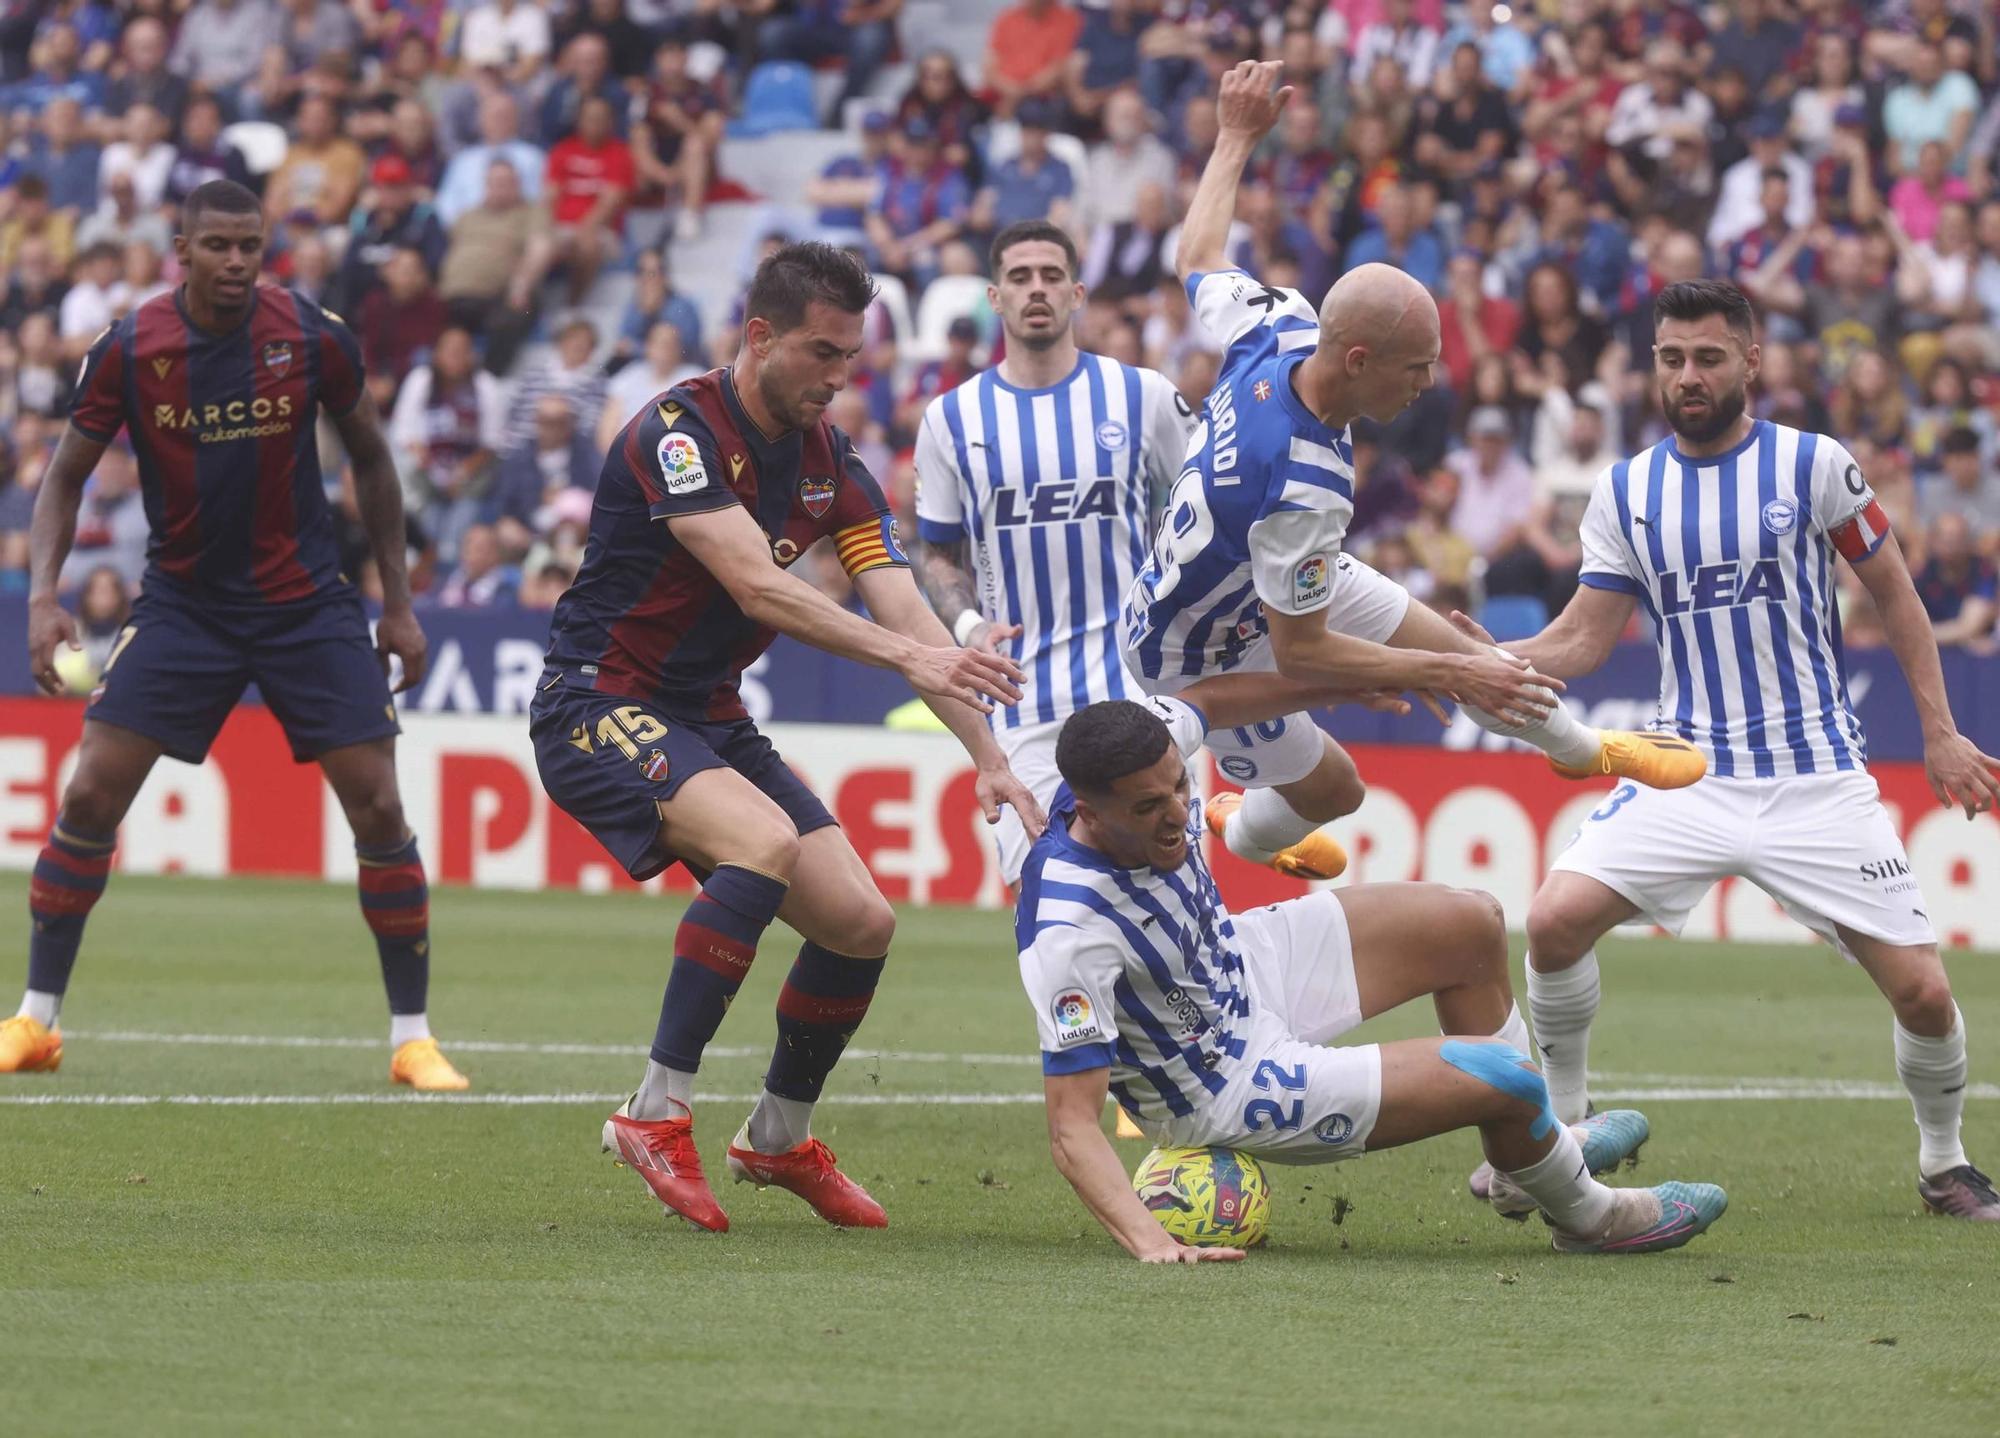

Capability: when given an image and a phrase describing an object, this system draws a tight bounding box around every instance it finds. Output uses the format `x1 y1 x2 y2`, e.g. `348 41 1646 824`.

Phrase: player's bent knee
1438 1039 1557 1135
1525 893 1592 968
846 894 897 956
1888 962 1955 1031
1448 888 1509 975
736 824 802 880
58 772 138 833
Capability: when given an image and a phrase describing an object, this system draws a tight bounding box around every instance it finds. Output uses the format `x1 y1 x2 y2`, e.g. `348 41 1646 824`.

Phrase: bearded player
5 180 466 1091
1467 278 2000 1220
534 241 1040 1233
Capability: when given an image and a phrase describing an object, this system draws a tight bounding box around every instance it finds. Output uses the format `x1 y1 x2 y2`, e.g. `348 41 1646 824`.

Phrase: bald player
1125 61 1708 885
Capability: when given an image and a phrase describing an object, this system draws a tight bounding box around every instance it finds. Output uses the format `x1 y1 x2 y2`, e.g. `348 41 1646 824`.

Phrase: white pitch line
64 1030 1039 1067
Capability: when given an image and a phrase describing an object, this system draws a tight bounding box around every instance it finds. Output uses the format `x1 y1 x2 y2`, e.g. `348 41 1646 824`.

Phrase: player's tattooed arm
914 535 1017 655
25 423 110 694
1848 530 2000 817
1176 59 1292 279
333 392 429 691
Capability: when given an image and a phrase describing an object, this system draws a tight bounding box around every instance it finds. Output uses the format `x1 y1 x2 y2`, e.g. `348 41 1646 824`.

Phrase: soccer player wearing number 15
533 243 1041 1233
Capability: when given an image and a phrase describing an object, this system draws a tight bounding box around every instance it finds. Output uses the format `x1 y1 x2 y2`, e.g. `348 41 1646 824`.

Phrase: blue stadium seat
1477 594 1550 642
729 63 819 138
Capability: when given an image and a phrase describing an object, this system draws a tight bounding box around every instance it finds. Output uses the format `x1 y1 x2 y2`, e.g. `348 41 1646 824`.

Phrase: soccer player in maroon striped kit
3 181 468 1092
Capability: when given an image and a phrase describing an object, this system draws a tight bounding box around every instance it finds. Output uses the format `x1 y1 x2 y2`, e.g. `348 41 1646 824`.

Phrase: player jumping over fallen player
534 241 1041 1233
5 180 466 1092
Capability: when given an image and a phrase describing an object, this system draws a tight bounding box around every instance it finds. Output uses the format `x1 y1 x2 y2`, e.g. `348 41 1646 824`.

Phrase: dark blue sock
26 818 116 1000
357 835 429 1015
652 864 790 1071
765 942 887 1102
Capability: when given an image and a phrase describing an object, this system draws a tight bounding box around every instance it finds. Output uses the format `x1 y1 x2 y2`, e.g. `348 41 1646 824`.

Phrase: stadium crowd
3 0 2000 665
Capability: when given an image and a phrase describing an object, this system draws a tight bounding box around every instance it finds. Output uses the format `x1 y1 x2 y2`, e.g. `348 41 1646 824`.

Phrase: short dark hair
744 241 877 334
1941 426 1981 457
989 220 1079 281
1056 701 1172 797
1653 278 1755 343
180 179 262 238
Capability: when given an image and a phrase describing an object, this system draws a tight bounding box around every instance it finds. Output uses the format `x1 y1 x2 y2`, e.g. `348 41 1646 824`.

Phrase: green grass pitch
3 875 1997 1435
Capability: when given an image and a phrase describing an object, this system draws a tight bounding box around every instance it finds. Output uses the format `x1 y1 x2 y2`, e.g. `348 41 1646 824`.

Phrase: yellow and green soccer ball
1132 1145 1271 1248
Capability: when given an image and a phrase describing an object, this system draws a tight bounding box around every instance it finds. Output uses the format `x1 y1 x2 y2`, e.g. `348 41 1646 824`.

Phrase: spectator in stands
502 314 605 452
276 0 364 74
438 158 550 375
1829 348 1911 452
806 110 891 244
896 48 986 181
1791 32 1865 163
57 241 121 363
554 0 650 82
600 320 701 451
1405 466 1476 612
494 391 598 530
434 90 543 227
1437 247 1519 395
1081 179 1171 305
164 95 253 207
1709 0 1801 99
24 98 99 217
1414 40 1517 187
1349 0 1440 93
0 423 34 578
1343 181 1444 291
630 29 727 243
1914 512 1998 651
97 101 174 212
754 0 901 128
75 169 171 255
1882 41 1979 176
1605 40 1712 169
334 153 446 315
983 0 1081 119
71 564 132 685
1064 0 1142 129
1918 427 2000 538
1708 111 1814 254
357 246 448 407
265 93 366 228
389 324 504 559
894 314 979 441
457 0 552 90
169 0 280 102
1510 260 1609 404
1080 87 1175 234
1446 403 1536 573
1 312 70 419
518 560 574 610
866 116 969 289
101 17 187 127
0 235 70 334
544 93 631 304
609 247 701 374
115 238 168 317
436 522 519 609
10 21 103 116
1890 140 1974 246
1531 182 1628 317
1911 362 1994 478
373 98 445 197
539 31 624 145
58 440 145 591
1259 94 1336 217
972 96 1073 234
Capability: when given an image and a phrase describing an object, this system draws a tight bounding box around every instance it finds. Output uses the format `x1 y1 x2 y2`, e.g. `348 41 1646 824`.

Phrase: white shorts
992 716 1064 887
1156 891 1383 1164
1142 555 1413 790
1552 770 1937 961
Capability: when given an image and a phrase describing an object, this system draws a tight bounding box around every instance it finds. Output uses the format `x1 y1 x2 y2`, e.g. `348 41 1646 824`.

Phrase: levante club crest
261 340 293 378
799 475 837 517
642 750 670 782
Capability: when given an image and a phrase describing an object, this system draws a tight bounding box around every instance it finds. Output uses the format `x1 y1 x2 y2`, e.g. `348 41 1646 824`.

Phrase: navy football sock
24 817 117 1020
651 863 790 1072
356 834 431 1017
763 941 887 1103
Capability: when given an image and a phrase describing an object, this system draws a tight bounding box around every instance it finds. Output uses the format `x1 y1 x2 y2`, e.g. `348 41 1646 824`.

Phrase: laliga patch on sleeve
1051 990 1104 1045
1293 552 1330 609
656 432 708 495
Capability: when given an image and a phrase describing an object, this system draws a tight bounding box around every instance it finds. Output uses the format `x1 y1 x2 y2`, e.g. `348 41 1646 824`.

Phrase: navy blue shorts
87 584 399 764
529 675 837 881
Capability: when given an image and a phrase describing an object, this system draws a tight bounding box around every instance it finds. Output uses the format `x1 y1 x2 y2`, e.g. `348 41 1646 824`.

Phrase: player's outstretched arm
1449 584 1638 681
854 563 1046 838
1044 1068 1245 1264
333 393 429 692
671 505 1026 714
914 533 1019 658
1175 59 1292 281
1850 531 2000 817
25 423 109 695
1265 607 1562 727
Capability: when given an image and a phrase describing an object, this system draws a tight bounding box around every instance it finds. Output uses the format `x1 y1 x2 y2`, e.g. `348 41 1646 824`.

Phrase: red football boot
725 1130 888 1228
601 1100 729 1232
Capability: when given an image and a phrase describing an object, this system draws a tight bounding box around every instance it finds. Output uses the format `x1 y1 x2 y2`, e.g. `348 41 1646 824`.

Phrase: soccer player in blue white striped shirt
914 220 1194 887
1484 278 2000 1221
1125 62 1707 882
1021 698 1730 1261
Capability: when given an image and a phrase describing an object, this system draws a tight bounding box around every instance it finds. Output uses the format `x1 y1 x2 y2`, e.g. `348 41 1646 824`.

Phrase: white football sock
18 990 60 1026
1527 951 1599 1124
630 1059 695 1120
1221 786 1320 865
1492 1003 1530 1055
746 1090 814 1153
1500 1122 1617 1235
389 1012 431 1047
1461 647 1601 768
1895 1004 1970 1177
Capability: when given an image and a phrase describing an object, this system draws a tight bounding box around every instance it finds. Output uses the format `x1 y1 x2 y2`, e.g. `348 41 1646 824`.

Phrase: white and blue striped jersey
1578 420 1889 779
1016 784 1255 1124
1124 267 1353 686
914 355 1192 729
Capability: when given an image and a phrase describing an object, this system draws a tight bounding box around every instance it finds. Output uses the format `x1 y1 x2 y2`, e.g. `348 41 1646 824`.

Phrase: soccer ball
1132 1145 1270 1248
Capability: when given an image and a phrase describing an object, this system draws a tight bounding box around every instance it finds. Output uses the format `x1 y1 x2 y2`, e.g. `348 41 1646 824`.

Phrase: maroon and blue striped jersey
68 284 364 606
545 367 909 721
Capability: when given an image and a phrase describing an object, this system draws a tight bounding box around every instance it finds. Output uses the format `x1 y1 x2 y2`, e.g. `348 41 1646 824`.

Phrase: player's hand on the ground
27 595 81 696
1923 731 2000 818
903 643 1024 712
1216 59 1292 140
1139 1241 1246 1264
1444 650 1563 727
375 607 429 693
1448 609 1498 647
977 760 1047 837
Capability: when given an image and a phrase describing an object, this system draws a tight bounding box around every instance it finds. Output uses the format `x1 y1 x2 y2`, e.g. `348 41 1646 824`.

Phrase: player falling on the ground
534 241 1039 1233
1020 699 1729 1262
2 180 465 1090
1124 60 1707 882
1465 278 2000 1222
913 218 1195 888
